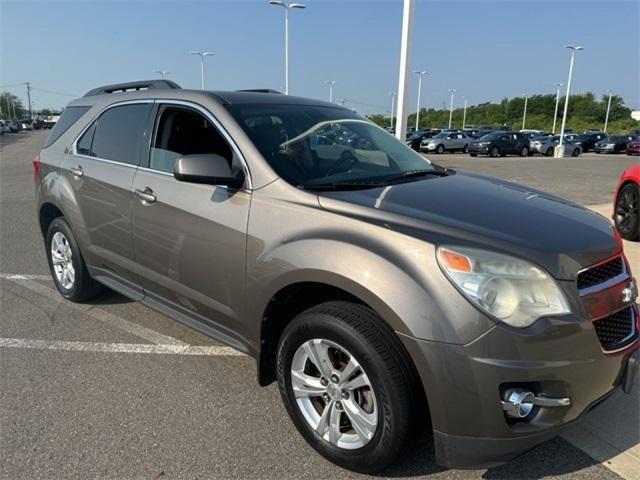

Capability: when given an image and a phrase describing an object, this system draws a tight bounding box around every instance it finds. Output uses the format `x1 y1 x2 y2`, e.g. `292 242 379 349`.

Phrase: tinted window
91 103 152 165
76 122 96 155
44 106 90 147
149 106 233 173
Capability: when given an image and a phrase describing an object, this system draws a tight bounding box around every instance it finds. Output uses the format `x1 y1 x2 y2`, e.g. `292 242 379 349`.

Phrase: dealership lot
1 130 637 479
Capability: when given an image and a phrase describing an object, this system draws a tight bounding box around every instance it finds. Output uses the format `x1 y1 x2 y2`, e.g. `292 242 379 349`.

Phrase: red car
626 140 640 155
614 164 640 241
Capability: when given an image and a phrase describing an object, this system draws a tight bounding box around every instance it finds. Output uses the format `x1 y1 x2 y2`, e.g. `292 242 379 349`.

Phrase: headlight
436 246 570 327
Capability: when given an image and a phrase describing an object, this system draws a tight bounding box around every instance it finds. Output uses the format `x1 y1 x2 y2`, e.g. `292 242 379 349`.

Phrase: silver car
531 135 582 156
420 131 470 153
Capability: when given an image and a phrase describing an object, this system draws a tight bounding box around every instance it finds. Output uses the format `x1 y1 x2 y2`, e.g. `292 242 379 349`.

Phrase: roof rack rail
236 89 282 94
83 79 181 97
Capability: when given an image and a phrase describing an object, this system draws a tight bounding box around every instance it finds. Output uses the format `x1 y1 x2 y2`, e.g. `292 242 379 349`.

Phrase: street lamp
413 70 427 130
552 82 563 134
522 94 528 130
556 45 583 157
603 90 613 133
390 92 397 130
154 70 171 79
268 1 306 95
448 89 456 129
394 0 416 141
190 51 214 90
325 80 336 103
462 99 468 129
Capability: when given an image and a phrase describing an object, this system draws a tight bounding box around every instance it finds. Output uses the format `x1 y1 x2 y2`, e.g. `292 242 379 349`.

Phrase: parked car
594 135 639 154
420 131 470 153
468 131 530 157
0 120 8 134
574 132 607 152
20 119 33 130
405 130 434 151
626 140 640 155
35 80 639 473
613 164 639 241
530 136 582 157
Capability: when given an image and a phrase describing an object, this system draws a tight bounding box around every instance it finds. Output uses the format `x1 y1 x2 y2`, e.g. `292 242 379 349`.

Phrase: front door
131 103 251 334
65 102 153 295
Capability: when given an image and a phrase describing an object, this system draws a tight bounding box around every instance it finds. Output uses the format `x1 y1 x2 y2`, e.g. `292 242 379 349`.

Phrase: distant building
631 110 640 121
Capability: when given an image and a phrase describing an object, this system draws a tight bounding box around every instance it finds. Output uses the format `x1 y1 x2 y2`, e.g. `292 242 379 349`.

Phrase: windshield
228 104 435 188
432 133 448 139
479 133 499 140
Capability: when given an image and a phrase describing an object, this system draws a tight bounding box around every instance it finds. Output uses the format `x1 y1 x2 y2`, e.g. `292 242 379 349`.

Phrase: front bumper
399 312 638 469
420 144 437 152
468 145 489 154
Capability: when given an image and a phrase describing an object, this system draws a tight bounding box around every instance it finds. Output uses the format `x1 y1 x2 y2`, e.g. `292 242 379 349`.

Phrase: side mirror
174 154 244 189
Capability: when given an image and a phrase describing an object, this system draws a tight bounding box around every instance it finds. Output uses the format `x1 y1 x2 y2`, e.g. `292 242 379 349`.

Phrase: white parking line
4 276 186 346
0 338 245 356
0 273 52 280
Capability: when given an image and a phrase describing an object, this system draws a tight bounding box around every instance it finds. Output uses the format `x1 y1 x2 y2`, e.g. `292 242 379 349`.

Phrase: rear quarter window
44 106 91 147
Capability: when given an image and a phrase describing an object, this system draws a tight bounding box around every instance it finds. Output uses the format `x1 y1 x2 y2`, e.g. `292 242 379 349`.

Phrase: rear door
67 101 153 296
131 102 251 335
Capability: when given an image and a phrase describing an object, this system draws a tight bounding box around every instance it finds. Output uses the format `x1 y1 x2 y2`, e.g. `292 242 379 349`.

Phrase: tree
0 92 26 119
40 108 53 118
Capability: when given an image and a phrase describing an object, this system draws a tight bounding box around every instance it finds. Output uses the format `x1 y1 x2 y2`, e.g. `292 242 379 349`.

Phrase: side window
91 103 152 165
150 106 233 173
76 122 96 156
44 106 90 148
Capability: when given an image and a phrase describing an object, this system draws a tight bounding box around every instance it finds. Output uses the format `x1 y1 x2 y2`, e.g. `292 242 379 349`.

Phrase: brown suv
35 80 638 472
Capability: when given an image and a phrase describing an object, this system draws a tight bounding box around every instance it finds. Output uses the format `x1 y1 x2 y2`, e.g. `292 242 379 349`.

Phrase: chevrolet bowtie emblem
622 281 638 304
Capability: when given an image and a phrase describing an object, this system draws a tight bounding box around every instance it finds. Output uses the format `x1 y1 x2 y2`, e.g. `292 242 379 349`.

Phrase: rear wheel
614 183 639 241
276 301 419 473
462 144 469 153
545 147 554 157
519 146 529 157
572 148 581 157
436 145 445 154
46 217 103 302
489 146 500 157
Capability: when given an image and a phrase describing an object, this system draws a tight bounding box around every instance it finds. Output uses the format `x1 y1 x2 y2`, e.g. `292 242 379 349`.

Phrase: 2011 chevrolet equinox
35 80 639 472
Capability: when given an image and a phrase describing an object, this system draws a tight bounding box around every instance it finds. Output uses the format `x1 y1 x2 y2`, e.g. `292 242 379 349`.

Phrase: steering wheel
325 150 359 177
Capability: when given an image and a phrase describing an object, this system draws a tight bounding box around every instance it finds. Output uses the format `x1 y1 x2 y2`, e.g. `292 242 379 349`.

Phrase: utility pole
603 90 613 133
522 94 528 130
389 92 396 130
413 70 427 130
462 99 468 129
394 0 415 141
325 80 336 103
448 89 456 129
556 45 583 158
26 82 33 119
552 82 563 134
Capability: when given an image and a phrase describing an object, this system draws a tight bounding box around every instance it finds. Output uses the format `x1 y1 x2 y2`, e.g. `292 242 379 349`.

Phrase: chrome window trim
71 99 155 167
147 99 253 190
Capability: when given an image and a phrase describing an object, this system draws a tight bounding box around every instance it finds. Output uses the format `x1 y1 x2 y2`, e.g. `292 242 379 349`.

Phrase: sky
1 0 639 115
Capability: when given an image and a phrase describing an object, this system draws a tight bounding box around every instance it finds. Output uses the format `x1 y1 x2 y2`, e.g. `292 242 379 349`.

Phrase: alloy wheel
51 231 75 290
290 338 378 450
615 185 639 238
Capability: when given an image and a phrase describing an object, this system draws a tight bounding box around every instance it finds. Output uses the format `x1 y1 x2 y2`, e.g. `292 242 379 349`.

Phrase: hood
317 172 619 280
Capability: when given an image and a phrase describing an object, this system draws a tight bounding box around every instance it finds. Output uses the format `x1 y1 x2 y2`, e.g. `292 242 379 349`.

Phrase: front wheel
46 217 103 302
276 302 419 473
489 146 500 157
462 144 469 153
519 146 529 157
614 183 640 241
572 148 581 157
436 145 445 154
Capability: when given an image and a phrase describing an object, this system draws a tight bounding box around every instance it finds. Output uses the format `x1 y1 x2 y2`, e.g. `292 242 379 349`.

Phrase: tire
46 217 103 302
276 301 420 473
519 146 529 157
489 146 500 157
572 148 581 157
462 144 469 154
614 183 639 241
470 153 477 157
545 147 554 157
436 145 445 154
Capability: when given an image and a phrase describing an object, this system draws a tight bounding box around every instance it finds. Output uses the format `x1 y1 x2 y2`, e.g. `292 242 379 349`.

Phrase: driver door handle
134 187 157 204
70 166 84 177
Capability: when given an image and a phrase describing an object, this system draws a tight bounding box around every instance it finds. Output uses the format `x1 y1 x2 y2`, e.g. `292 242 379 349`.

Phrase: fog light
501 388 535 418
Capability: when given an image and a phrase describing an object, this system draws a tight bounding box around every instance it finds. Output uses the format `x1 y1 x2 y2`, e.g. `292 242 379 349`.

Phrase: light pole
522 94 528 130
155 70 170 79
268 1 306 95
462 99 468 129
603 90 613 133
190 51 214 89
552 82 563 134
413 70 427 130
448 89 456 129
556 45 583 158
394 0 415 141
325 80 336 103
390 92 396 130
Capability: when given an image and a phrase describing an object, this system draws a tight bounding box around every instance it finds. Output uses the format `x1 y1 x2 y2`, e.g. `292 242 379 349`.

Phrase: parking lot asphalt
0 130 634 479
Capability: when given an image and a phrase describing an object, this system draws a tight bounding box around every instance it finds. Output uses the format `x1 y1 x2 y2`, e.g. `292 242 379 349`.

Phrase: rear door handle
134 187 157 204
70 166 83 177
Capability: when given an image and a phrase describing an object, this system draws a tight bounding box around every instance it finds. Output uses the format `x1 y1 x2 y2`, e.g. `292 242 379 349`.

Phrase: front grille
577 257 624 290
593 306 636 351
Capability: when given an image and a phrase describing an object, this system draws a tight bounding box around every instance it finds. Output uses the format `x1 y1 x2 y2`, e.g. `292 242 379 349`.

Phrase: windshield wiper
385 168 451 183
298 181 387 191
